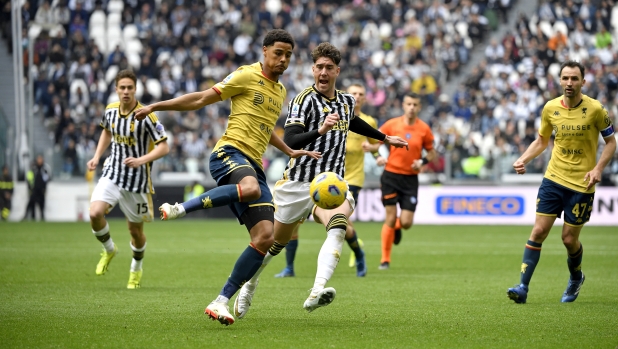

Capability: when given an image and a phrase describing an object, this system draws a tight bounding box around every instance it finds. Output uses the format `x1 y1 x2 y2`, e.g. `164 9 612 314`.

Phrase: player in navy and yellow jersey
88 70 170 289
507 61 616 304
273 83 379 278
134 30 320 326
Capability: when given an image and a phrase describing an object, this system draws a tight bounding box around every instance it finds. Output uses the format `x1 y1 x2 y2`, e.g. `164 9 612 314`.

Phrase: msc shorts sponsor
436 196 524 216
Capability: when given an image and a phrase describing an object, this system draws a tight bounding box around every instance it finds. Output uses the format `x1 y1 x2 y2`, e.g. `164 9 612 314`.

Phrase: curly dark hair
559 60 585 78
263 29 295 49
311 42 341 65
115 69 137 86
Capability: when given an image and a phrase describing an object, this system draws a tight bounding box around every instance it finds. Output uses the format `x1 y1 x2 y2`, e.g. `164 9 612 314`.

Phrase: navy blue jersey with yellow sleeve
539 95 615 193
212 62 287 168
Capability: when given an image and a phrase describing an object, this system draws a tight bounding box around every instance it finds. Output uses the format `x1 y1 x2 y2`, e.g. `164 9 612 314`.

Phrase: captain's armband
600 124 615 138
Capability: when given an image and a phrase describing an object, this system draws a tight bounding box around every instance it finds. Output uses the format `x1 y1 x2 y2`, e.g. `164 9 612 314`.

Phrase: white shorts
273 179 355 224
90 177 154 223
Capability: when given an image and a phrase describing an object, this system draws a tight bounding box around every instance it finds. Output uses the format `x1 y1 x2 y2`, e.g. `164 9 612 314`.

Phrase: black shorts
380 170 419 212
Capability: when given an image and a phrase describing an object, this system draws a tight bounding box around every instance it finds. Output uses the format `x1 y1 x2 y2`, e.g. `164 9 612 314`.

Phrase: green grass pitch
1 220 617 348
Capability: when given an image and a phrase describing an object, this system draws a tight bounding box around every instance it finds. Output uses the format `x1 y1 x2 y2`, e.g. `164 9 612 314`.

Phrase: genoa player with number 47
507 60 616 304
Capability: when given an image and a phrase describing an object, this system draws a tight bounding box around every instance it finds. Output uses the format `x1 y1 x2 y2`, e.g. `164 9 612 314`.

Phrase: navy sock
285 239 298 271
345 230 363 259
220 244 265 299
520 240 542 287
567 243 583 280
182 184 241 214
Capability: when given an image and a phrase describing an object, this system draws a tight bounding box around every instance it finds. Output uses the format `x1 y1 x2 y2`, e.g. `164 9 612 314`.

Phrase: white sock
130 259 142 272
130 242 146 272
92 223 115 253
177 204 186 217
215 295 229 304
247 252 274 286
312 228 345 292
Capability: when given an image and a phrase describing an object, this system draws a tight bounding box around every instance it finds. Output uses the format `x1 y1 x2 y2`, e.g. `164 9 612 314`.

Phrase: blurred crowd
441 0 618 181
1 0 616 184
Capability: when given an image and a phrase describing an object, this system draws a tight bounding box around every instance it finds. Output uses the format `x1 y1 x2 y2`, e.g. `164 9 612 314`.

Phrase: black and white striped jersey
100 101 167 193
283 86 356 182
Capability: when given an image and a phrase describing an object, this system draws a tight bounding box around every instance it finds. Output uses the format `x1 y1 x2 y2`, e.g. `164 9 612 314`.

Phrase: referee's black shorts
380 170 419 212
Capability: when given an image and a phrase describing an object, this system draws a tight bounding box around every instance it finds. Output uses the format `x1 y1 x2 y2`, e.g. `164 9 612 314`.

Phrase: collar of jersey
118 101 139 118
259 62 279 83
560 97 584 109
312 85 337 101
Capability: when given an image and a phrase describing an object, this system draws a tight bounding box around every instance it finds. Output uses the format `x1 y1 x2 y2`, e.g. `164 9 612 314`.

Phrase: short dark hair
404 92 421 100
115 69 137 86
263 29 295 49
559 60 585 78
311 42 341 65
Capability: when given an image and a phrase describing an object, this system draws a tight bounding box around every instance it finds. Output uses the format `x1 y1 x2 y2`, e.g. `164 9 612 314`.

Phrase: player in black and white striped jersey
87 70 169 289
281 85 357 181
234 43 408 317
99 103 167 194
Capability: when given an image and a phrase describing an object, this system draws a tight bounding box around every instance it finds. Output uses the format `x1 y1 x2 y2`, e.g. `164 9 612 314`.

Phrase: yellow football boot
95 244 117 275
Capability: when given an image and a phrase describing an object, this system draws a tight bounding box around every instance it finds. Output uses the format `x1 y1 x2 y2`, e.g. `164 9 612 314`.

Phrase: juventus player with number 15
87 70 170 289
234 42 408 318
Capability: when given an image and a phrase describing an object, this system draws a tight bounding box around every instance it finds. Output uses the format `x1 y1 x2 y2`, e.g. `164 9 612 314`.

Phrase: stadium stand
1 0 616 186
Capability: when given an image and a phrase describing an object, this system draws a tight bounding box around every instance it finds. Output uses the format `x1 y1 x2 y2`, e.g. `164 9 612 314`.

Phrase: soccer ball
309 172 348 209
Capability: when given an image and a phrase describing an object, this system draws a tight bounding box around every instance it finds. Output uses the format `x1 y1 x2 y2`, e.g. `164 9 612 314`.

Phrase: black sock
285 239 298 271
567 243 583 280
345 230 363 259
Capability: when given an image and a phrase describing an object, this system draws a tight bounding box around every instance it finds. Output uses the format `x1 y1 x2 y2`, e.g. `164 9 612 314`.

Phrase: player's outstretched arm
87 129 112 171
270 132 321 160
383 135 408 149
350 117 408 150
134 89 222 120
584 135 616 190
513 135 550 175
124 141 170 168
